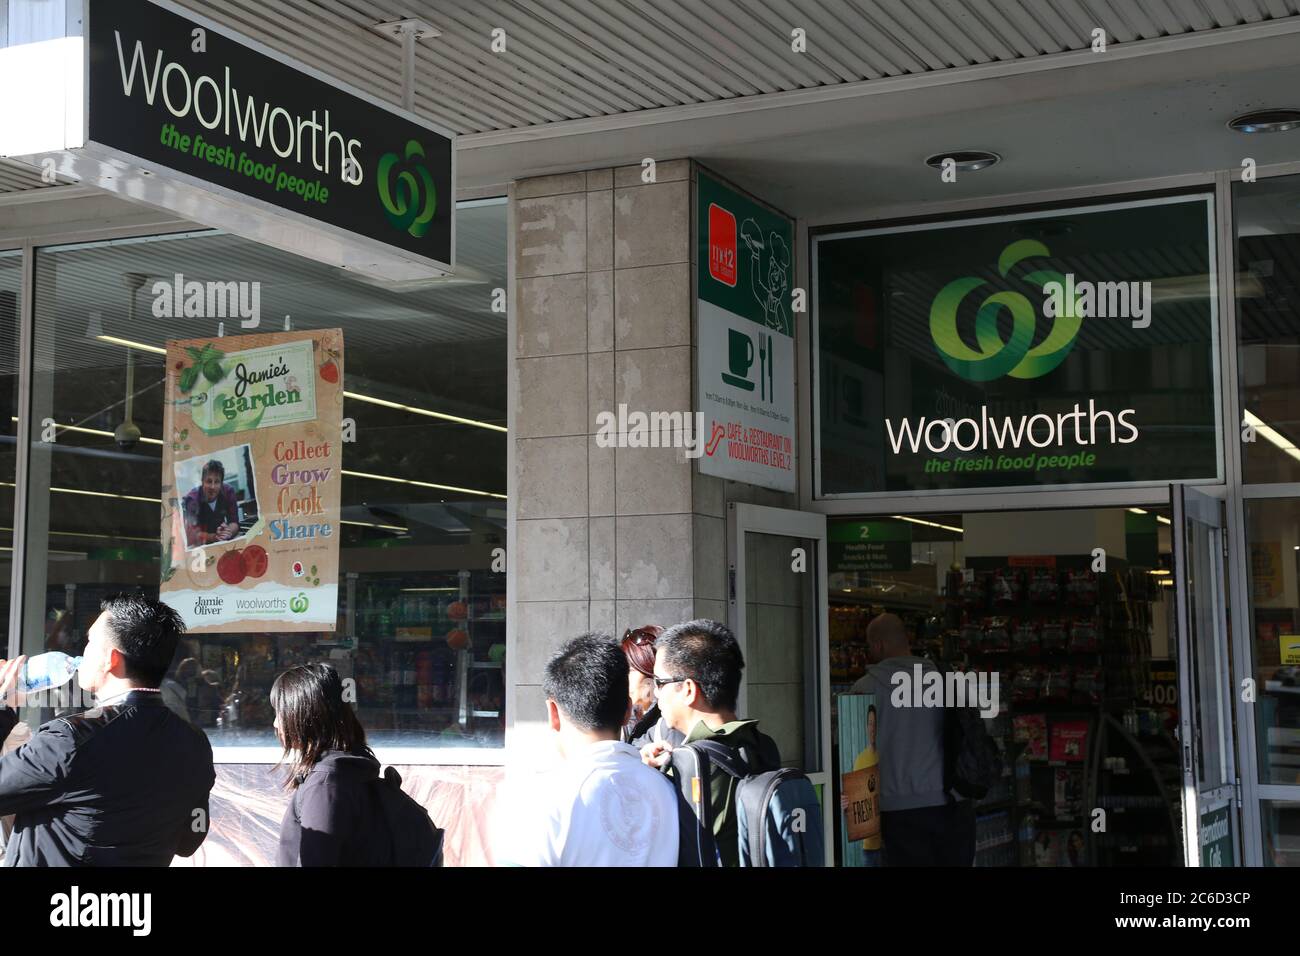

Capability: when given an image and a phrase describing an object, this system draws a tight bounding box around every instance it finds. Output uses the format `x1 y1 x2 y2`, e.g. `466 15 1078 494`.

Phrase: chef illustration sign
160 328 344 632
696 168 796 492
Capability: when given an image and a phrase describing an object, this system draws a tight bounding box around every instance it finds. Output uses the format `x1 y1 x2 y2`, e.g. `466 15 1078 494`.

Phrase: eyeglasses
623 626 661 647
653 675 688 689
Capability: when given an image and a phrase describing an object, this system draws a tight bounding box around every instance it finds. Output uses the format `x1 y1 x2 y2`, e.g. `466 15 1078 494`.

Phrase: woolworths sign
814 195 1222 495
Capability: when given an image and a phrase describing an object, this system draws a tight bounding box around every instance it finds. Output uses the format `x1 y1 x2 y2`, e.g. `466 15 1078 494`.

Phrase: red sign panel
708 202 737 286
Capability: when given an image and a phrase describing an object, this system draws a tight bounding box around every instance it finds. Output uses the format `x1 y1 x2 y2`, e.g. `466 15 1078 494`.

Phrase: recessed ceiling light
924 150 1001 172
1228 109 1300 134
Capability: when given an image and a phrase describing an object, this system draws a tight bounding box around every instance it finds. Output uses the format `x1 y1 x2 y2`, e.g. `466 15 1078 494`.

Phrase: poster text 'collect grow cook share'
160 329 343 633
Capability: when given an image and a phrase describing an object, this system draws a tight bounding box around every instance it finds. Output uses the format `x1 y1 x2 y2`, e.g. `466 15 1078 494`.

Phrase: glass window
0 250 18 651
21 199 507 748
1263 799 1300 866
1235 173 1300 484
1244 497 1300 785
814 195 1220 496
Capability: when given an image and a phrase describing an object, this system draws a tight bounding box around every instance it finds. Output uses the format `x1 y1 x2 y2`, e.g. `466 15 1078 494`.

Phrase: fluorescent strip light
340 519 408 533
400 587 459 593
1148 569 1171 576
343 390 506 434
96 334 166 355
890 515 964 535
94 335 506 434
1244 410 1300 464
11 417 163 446
1157 516 1171 525
343 468 506 500
0 481 158 503
1128 507 1147 514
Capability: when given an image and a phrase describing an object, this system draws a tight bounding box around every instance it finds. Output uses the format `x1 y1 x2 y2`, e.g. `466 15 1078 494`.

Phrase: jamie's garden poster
159 328 344 633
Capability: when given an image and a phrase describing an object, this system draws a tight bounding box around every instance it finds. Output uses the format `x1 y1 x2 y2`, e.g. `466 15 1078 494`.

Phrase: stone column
506 161 795 735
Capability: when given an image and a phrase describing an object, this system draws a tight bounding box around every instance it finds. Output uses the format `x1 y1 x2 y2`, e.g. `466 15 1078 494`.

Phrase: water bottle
19 652 83 694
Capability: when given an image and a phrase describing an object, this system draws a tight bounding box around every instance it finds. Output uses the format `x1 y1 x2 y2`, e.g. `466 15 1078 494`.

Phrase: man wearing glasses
638 619 780 867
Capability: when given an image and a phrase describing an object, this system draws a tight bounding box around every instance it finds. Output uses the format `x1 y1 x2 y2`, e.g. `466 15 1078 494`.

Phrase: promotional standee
696 169 797 493
160 329 344 632
838 693 882 867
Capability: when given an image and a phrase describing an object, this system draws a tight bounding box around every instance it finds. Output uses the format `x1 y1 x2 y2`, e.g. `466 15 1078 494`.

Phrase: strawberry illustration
319 361 339 384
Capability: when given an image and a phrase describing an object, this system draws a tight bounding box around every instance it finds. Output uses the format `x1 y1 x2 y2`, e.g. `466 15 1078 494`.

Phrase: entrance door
1170 484 1241 866
727 502 832 864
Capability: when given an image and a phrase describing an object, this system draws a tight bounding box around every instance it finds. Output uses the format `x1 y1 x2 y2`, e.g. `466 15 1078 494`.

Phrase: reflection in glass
1244 497 1300 784
23 201 507 747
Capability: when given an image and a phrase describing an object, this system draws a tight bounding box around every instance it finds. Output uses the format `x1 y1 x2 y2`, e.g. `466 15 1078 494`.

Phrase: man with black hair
0 594 216 866
497 632 678 866
639 618 781 867
183 458 240 546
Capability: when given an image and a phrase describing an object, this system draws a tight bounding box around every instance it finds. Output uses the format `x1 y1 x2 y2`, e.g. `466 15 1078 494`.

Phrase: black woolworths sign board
88 0 452 270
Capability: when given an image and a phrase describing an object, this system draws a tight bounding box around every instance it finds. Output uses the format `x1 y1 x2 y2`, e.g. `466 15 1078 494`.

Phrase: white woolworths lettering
113 31 363 182
884 401 1140 455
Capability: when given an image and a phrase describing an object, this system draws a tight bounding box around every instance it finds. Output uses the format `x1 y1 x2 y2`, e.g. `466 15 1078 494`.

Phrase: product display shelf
1089 712 1183 865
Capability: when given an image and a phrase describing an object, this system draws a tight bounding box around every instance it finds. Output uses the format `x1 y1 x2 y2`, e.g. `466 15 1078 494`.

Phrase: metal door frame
727 501 831 864
1171 482 1242 866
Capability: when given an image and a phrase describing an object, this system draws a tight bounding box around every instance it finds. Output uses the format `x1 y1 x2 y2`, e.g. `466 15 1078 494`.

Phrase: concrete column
507 161 796 733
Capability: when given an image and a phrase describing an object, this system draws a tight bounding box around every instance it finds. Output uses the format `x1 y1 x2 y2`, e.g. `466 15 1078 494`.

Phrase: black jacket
277 750 392 866
624 703 686 750
0 691 216 866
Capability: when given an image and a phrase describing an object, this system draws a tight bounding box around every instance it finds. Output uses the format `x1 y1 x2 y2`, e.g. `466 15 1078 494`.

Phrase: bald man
849 614 974 866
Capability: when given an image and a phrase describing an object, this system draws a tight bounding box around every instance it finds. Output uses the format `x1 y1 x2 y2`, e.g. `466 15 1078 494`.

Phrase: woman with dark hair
273 662 422 866
620 625 684 749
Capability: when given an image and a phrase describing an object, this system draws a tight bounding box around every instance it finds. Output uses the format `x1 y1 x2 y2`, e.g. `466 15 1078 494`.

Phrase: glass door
727 502 831 864
1171 484 1241 866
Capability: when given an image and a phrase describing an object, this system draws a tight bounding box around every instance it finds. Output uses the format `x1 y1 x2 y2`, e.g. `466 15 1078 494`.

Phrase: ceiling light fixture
94 335 506 434
343 468 506 500
11 417 163 446
924 150 1000 172
891 514 964 535
1228 109 1300 134
1243 410 1300 464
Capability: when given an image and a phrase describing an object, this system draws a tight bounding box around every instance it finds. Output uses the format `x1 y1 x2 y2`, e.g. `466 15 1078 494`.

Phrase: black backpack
934 660 1003 799
370 766 444 866
669 736 825 867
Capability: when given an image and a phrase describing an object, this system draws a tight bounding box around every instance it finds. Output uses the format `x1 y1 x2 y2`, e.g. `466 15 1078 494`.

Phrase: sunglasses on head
623 626 660 646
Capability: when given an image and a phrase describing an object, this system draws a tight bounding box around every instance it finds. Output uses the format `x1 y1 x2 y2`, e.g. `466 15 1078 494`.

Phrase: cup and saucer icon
721 328 755 391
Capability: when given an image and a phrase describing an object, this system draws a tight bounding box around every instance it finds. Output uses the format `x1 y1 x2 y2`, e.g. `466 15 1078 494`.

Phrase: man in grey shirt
850 613 974 865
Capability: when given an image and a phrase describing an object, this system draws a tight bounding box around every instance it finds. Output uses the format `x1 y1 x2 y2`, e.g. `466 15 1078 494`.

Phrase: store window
21 199 507 749
1235 173 1300 484
814 195 1219 497
0 250 18 650
1243 497 1300 785
1262 800 1300 866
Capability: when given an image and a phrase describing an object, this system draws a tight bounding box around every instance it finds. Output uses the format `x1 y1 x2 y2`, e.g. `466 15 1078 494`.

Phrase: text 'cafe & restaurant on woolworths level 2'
2 0 1300 869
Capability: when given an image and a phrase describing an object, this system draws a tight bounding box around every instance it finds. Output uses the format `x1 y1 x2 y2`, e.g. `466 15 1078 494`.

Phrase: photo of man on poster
180 451 257 548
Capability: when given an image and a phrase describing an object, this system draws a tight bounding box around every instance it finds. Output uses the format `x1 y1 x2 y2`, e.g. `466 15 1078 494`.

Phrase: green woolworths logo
930 239 1081 382
289 593 309 614
377 140 438 238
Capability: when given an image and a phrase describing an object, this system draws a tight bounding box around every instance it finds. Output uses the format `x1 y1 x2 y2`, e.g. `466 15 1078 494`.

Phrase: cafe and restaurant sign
814 195 1221 496
160 328 344 633
696 168 797 493
0 0 453 281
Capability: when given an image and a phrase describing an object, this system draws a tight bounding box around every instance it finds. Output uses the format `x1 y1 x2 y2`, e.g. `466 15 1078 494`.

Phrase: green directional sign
829 520 912 573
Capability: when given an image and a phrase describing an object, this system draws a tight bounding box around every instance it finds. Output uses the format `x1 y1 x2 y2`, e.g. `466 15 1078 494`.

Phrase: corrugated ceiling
3 0 1300 194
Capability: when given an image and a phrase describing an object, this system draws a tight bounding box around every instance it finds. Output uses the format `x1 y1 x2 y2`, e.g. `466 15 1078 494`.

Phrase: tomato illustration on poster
159 329 343 633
